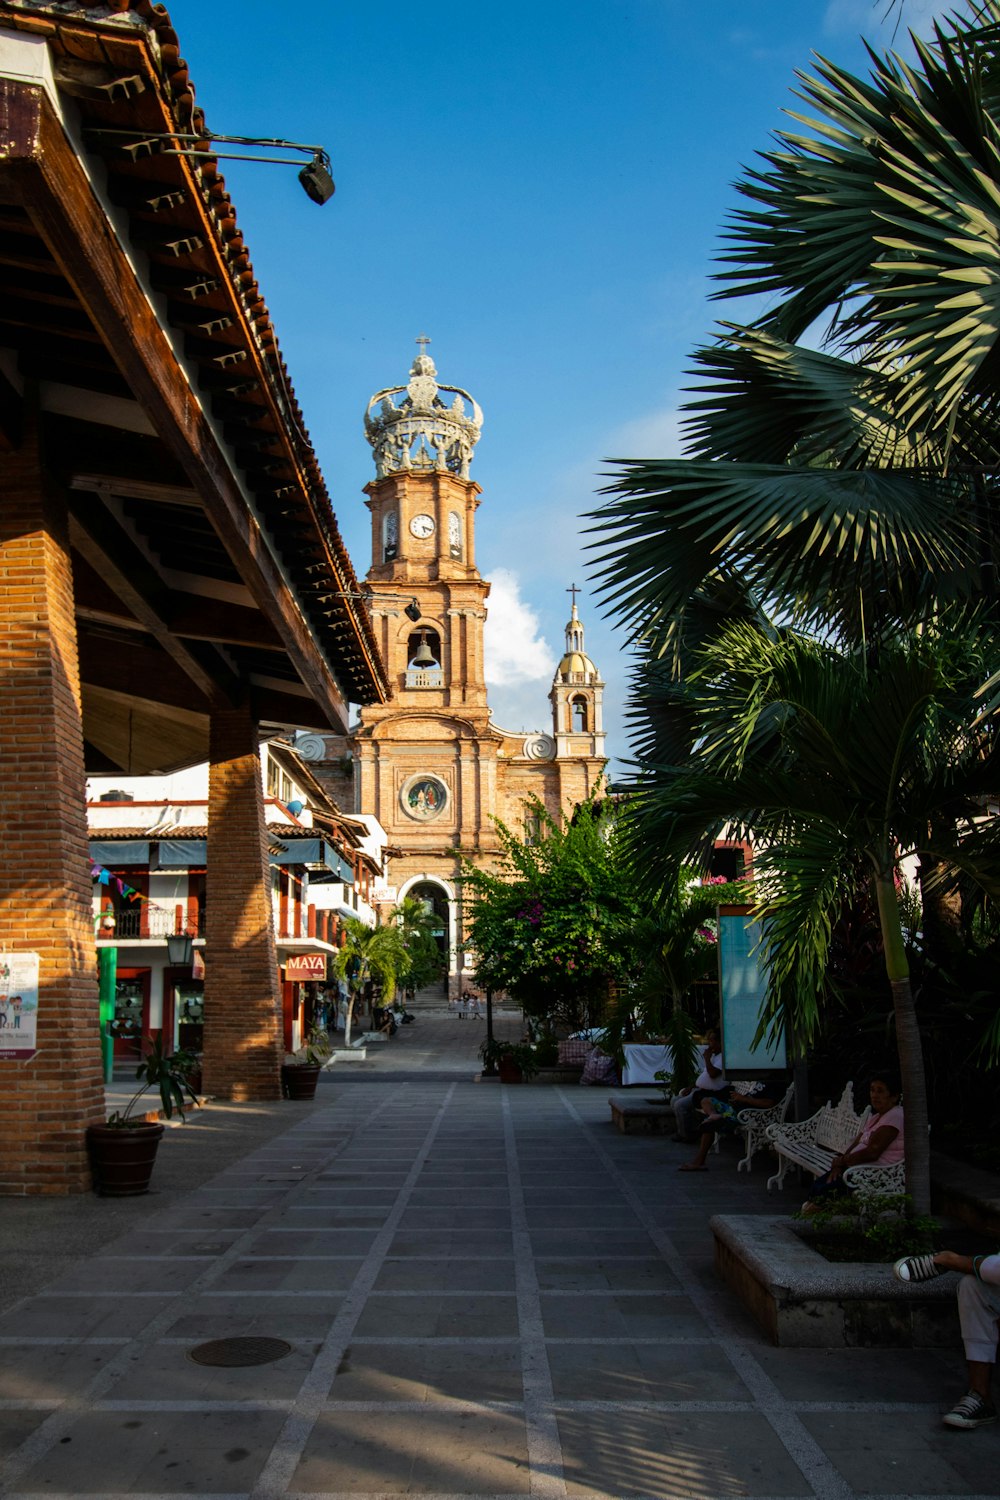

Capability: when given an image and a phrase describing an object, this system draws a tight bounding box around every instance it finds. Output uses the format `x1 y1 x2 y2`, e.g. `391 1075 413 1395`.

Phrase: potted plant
494 1041 540 1084
280 1025 331 1100
87 1036 200 1196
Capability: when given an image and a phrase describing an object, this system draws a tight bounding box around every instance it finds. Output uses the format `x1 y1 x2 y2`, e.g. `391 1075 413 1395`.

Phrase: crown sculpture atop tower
364 335 483 479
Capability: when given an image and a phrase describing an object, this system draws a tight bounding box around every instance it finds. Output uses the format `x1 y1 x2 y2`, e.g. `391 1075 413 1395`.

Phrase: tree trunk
874 873 931 1216
888 974 932 1217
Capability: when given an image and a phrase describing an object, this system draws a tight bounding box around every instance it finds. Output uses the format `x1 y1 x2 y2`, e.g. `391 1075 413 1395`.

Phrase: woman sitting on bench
801 1069 904 1214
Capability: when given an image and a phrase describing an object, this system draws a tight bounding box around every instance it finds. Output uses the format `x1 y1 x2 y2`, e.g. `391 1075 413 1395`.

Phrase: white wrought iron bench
735 1080 796 1173
765 1082 870 1193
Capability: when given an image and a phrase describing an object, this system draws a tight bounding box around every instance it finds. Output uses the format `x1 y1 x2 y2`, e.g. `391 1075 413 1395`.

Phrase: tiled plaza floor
0 1007 996 1499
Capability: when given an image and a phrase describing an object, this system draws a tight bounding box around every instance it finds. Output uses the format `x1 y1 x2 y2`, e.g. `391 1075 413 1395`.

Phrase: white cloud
604 403 686 461
483 569 559 734
484 567 557 688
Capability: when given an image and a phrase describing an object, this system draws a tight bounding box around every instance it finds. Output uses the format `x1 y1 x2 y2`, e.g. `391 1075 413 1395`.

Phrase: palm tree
390 897 444 996
624 617 1000 1213
589 5 1000 656
332 918 409 1048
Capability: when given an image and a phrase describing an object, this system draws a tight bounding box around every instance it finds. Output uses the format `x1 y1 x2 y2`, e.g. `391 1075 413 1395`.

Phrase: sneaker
893 1254 944 1284
943 1392 998 1430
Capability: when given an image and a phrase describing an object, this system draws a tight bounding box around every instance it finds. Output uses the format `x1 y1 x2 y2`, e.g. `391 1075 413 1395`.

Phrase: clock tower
301 339 606 996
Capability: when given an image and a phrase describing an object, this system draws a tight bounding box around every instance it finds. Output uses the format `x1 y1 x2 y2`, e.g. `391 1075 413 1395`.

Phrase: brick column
202 707 283 1099
0 424 103 1195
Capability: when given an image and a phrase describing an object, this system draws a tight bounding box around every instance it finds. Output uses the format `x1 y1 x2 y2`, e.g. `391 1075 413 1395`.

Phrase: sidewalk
0 1009 996 1498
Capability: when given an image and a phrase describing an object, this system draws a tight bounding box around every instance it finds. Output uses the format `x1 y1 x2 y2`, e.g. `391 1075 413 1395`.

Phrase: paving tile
539 1292 710 1340
755 1345 959 1402
801 1410 1000 1494
0 1297 163 1340
0 1342 122 1400
373 1258 516 1293
99 1337 315 1401
162 1293 344 1339
242 1228 380 1255
41 1258 211 1294
387 1230 514 1257
523 1206 644 1229
353 1293 519 1338
169 1206 269 1230
17 1409 285 1492
294 1408 531 1492
281 1207 388 1227
535 1257 680 1292
0 1408 51 1455
397 1206 513 1229
211 1258 365 1292
161 1308 335 1344
329 1340 523 1402
556 1408 808 1496
528 1229 662 1256
546 1342 749 1402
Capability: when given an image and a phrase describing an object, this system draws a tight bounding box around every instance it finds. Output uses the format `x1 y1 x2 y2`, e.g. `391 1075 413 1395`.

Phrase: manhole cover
187 1337 292 1367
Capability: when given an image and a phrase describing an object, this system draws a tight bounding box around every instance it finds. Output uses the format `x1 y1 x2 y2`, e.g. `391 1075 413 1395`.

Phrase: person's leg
679 1121 718 1170
801 1171 849 1215
944 1274 1000 1425
672 1091 698 1141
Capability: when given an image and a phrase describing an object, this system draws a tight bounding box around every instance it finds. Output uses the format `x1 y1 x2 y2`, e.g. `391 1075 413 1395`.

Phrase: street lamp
334 591 422 623
85 129 336 204
165 933 194 966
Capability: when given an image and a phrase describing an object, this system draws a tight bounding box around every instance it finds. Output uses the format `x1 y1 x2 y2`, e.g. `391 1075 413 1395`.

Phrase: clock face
409 513 435 539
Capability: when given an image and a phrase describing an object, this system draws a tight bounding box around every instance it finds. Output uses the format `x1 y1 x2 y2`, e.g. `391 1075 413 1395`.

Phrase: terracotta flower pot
280 1063 322 1100
86 1122 165 1196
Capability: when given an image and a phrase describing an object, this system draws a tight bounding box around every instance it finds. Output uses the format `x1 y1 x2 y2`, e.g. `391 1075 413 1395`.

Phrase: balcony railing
405 667 443 688
102 907 204 940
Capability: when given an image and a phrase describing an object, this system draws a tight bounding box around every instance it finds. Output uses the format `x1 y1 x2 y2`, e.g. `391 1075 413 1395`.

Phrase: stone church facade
300 341 607 992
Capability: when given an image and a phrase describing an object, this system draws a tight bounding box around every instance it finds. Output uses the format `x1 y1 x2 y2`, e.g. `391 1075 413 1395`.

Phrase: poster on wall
0 951 40 1061
717 906 787 1072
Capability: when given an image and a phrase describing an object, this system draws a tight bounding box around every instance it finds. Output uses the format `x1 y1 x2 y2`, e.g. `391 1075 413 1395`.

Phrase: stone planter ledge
712 1212 959 1348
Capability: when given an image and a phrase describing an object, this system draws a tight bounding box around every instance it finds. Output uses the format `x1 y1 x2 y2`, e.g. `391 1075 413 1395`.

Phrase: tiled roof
0 0 389 706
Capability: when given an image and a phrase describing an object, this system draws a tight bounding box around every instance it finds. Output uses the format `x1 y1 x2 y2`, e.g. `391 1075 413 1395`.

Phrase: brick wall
201 707 283 1099
0 428 104 1195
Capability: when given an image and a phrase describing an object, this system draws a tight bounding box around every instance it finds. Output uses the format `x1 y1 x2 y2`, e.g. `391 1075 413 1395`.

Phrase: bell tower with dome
550 588 606 760
300 338 607 997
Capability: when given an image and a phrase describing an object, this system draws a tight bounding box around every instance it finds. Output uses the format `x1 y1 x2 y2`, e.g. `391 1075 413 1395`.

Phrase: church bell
411 631 436 667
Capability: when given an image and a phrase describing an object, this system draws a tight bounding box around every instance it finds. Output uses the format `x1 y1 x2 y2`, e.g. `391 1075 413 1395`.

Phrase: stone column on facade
202 706 283 1100
0 422 103 1195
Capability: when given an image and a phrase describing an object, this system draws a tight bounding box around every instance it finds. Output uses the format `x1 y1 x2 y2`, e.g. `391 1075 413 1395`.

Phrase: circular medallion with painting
402 775 448 821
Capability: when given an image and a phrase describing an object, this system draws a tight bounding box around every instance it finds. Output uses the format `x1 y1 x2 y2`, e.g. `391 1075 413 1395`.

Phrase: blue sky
164 0 950 767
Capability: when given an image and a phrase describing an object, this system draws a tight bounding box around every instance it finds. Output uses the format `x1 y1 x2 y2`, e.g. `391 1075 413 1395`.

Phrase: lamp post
334 590 422 622
85 129 336 204
483 988 497 1076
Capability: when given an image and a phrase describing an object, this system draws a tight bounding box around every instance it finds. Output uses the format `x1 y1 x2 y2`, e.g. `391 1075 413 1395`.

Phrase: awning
271 839 353 882
90 840 149 867
156 838 207 867
274 938 341 956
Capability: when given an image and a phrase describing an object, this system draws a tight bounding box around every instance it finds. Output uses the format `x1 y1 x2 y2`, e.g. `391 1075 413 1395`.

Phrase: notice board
717 906 786 1072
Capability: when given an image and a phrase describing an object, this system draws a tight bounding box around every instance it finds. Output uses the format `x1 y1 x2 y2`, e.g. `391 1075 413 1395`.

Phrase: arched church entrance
401 878 453 996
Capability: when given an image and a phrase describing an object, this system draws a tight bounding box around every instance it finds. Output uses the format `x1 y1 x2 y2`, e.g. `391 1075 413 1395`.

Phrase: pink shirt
856 1103 904 1164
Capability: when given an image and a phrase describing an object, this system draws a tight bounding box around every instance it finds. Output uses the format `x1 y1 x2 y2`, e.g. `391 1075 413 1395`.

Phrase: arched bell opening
570 695 589 733
407 628 441 668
